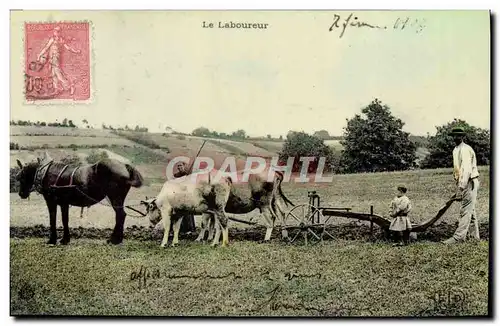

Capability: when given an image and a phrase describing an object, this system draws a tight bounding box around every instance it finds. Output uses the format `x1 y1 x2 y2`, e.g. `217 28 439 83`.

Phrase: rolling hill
10 126 432 182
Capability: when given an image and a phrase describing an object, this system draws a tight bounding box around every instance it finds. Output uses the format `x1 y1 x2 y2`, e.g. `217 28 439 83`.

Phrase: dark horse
15 154 144 245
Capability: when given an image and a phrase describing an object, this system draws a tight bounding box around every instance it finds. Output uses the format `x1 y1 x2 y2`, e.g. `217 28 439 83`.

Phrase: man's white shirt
453 142 479 189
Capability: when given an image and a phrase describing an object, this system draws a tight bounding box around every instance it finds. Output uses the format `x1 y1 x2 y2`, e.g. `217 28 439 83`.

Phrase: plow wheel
282 204 333 245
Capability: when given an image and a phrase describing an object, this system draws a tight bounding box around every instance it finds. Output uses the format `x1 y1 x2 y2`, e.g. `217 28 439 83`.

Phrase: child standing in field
389 185 413 246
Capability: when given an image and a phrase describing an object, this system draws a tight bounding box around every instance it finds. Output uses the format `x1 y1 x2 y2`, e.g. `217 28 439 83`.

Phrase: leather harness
32 159 80 194
53 165 80 188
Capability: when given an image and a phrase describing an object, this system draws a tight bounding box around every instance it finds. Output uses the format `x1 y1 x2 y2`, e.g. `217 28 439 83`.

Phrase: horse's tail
125 164 144 188
274 171 294 207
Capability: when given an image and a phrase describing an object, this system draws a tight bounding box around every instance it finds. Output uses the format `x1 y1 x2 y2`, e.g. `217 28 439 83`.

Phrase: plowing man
442 127 480 244
173 161 196 234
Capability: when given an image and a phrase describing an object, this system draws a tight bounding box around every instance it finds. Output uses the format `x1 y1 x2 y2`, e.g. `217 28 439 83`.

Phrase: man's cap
449 126 466 136
397 184 408 192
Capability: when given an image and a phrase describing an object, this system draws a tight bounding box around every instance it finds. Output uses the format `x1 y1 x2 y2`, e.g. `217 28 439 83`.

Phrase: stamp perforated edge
21 20 96 106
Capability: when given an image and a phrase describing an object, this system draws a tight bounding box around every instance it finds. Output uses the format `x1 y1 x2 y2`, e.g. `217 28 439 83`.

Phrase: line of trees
191 126 344 142
103 124 149 132
191 127 249 140
191 127 288 141
11 118 335 142
10 118 77 128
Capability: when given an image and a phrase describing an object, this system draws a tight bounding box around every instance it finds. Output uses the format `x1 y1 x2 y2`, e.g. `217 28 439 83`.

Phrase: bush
421 119 490 169
60 154 82 165
340 99 417 173
278 131 336 173
10 142 20 150
86 149 109 164
313 130 330 140
192 127 211 137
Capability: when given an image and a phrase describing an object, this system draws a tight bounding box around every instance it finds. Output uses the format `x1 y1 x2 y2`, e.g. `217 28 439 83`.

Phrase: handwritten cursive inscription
329 13 386 38
329 13 426 38
394 17 426 33
130 267 322 290
250 284 354 315
253 284 327 314
129 265 242 290
127 267 356 314
428 288 467 313
260 270 322 281
130 265 161 289
284 271 322 281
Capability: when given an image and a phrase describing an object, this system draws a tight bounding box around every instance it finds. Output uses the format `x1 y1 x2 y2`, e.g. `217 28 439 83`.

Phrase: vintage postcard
9 10 491 317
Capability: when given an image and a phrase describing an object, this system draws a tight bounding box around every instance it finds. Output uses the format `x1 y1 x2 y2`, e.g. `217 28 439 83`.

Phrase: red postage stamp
24 22 90 101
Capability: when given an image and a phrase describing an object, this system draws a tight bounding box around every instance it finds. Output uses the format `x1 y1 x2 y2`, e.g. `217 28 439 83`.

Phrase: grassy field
11 135 137 148
9 166 491 316
10 126 117 137
10 238 489 316
149 133 232 156
252 140 285 153
207 138 277 157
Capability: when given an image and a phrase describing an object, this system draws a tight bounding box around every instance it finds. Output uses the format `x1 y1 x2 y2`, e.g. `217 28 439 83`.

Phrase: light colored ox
141 169 232 247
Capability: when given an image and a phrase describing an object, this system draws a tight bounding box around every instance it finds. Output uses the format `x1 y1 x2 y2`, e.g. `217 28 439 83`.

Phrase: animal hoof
60 238 70 245
47 239 57 245
171 243 178 247
107 237 122 245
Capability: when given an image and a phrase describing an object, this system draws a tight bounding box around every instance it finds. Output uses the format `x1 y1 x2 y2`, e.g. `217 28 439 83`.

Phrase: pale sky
10 10 490 137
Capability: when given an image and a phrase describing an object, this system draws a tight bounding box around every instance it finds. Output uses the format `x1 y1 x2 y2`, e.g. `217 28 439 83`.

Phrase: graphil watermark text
165 156 334 183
